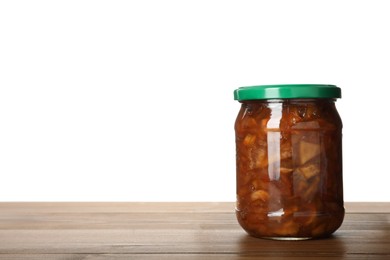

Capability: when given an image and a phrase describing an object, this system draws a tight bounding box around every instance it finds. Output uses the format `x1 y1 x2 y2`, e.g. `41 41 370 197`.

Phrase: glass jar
234 84 344 240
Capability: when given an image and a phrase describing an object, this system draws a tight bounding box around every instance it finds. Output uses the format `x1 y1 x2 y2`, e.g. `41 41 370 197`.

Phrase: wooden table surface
0 202 389 259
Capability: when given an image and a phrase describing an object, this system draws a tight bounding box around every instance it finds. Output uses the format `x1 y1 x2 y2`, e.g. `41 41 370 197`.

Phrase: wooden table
0 202 389 259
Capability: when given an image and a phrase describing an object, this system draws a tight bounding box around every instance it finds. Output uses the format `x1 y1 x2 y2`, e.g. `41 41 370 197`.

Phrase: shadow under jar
234 84 344 240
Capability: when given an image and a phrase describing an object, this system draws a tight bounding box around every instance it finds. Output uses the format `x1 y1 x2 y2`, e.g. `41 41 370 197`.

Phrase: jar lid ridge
234 84 341 100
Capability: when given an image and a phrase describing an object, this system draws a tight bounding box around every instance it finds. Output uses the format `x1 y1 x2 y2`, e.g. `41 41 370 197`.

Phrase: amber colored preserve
234 85 344 240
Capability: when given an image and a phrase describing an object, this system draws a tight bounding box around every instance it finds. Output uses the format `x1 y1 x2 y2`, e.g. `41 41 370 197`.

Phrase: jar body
235 99 344 239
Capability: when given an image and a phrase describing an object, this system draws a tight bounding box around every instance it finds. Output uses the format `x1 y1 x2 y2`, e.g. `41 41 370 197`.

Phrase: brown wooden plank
0 254 386 260
345 202 390 213
0 212 388 231
0 202 389 259
0 226 389 255
0 202 389 213
0 202 232 213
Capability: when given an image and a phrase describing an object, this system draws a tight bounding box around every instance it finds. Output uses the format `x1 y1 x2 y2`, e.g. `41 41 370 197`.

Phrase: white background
0 0 389 202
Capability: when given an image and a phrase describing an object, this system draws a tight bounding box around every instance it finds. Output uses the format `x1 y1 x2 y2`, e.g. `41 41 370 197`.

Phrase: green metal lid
234 84 341 101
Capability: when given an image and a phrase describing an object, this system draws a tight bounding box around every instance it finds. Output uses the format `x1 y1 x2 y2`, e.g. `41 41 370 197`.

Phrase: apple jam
234 85 344 240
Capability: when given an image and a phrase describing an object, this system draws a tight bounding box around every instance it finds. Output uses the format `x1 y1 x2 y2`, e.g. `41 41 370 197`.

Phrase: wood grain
0 202 389 259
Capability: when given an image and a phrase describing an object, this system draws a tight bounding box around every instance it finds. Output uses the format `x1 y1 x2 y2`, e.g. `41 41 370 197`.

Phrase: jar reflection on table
234 85 344 240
